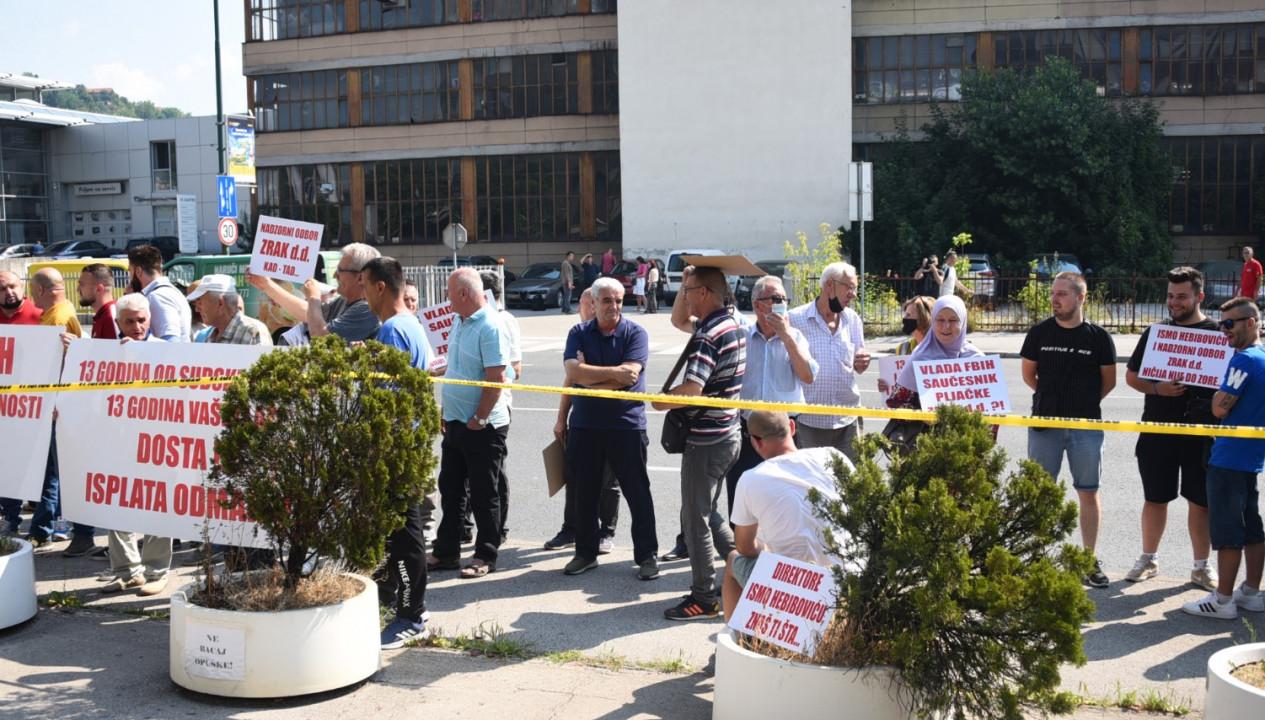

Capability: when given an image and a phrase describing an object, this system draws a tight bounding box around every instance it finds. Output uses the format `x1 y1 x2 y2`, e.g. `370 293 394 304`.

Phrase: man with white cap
187 274 272 347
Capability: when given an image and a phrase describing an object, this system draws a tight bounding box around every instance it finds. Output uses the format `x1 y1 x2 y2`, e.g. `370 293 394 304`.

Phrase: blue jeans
1206 464 1265 550
560 284 573 313
1027 428 1104 491
28 433 94 541
0 497 20 530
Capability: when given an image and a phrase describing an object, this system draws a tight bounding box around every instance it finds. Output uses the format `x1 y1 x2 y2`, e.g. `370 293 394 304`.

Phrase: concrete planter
0 538 37 629
714 630 912 720
1206 643 1265 718
169 572 379 698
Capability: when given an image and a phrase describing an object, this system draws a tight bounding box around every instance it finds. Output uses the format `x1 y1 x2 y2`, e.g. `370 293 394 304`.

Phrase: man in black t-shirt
1123 267 1218 591
1021 272 1118 588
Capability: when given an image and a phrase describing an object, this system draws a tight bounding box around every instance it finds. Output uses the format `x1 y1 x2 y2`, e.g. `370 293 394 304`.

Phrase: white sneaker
1233 585 1265 613
1124 555 1158 582
1190 566 1218 591
1182 591 1238 620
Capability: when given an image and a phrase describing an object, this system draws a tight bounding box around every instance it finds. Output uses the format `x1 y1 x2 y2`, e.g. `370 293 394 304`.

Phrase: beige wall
854 0 1259 29
243 14 616 73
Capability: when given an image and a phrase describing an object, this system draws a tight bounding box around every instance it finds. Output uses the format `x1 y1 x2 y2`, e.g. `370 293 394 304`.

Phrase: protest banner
1137 325 1232 389
56 339 271 547
248 215 323 284
877 355 907 392
0 326 63 501
727 552 837 656
416 289 497 373
913 354 1011 414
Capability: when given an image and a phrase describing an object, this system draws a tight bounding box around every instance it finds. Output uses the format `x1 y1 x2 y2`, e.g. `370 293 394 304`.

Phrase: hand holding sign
1137 325 1231 389
913 354 1011 414
248 215 324 284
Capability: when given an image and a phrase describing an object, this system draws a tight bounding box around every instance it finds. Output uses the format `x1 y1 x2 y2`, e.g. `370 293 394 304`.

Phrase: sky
1 1 248 116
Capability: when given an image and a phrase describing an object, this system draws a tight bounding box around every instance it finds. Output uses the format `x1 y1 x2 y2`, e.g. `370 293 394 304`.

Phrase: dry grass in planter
192 566 364 612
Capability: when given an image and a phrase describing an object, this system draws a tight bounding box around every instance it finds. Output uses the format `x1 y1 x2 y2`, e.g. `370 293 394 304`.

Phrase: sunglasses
1220 316 1254 330
756 295 788 304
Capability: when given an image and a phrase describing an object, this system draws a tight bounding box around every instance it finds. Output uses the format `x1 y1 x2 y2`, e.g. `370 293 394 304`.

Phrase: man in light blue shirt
724 275 817 517
430 267 511 578
127 244 190 342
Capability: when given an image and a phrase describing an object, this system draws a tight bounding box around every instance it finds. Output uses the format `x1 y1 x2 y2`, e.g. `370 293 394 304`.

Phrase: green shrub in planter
211 335 441 590
814 404 1095 719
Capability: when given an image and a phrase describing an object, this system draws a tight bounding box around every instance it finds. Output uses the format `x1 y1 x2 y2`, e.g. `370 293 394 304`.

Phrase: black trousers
562 461 620 537
435 421 508 564
376 502 428 623
567 428 657 564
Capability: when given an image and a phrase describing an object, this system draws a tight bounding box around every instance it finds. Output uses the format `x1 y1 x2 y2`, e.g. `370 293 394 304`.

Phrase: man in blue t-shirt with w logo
1182 296 1265 620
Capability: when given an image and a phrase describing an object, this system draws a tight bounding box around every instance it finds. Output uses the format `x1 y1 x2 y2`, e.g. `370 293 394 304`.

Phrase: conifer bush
813 404 1094 719
211 335 440 591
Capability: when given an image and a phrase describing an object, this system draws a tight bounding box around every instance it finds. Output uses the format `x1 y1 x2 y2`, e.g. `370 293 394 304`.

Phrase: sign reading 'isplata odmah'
55 339 271 547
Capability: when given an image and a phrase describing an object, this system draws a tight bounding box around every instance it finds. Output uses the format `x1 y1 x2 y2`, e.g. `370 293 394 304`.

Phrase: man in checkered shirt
788 262 870 462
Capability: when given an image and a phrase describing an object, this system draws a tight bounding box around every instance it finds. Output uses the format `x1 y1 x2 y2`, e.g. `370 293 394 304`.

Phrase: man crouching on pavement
721 411 850 620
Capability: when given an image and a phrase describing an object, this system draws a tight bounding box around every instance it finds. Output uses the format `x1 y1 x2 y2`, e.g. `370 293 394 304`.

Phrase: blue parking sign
217 175 237 218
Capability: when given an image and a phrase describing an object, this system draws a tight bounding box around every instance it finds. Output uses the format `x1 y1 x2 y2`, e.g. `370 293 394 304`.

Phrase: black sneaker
660 540 689 561
1085 559 1109 588
544 529 575 550
664 595 720 621
62 535 97 558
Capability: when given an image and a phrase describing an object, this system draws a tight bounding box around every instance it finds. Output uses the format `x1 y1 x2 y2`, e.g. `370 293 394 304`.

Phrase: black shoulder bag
659 344 699 454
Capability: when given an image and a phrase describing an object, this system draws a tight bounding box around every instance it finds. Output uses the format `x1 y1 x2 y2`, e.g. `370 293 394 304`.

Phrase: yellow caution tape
3 374 1264 440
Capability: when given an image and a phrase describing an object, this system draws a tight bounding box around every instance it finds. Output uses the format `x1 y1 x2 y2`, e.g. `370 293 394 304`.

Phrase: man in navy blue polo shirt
561 277 659 580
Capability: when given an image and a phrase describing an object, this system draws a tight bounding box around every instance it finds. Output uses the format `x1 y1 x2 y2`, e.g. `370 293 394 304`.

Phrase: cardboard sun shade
680 255 767 277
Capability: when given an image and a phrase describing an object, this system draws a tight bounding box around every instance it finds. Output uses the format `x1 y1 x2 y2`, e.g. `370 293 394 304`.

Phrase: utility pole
214 0 226 176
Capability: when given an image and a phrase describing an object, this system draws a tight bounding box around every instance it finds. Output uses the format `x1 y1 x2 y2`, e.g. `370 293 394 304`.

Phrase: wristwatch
474 415 489 427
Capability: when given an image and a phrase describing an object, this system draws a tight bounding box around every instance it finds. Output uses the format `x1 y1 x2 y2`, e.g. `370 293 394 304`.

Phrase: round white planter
0 538 37 630
1206 643 1265 718
169 572 379 698
714 630 912 720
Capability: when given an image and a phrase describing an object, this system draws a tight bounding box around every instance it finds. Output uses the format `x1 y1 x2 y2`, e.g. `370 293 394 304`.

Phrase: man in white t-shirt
722 410 850 619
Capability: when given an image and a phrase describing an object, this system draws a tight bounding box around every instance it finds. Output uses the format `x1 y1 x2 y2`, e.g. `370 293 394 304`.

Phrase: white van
663 248 727 304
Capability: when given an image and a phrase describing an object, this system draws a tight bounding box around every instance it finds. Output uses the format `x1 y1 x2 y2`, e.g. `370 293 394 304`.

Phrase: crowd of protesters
2 243 1263 650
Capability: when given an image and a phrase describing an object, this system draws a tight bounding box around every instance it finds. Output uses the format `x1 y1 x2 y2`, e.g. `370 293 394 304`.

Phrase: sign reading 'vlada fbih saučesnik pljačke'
55 339 272 547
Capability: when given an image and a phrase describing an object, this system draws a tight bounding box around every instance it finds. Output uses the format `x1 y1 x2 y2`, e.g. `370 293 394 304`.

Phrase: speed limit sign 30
217 217 239 247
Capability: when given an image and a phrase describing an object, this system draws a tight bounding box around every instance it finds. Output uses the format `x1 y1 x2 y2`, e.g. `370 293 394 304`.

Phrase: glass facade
994 29 1123 97
591 49 618 114
257 164 353 243
254 70 348 132
359 0 458 31
1166 135 1263 235
361 62 460 126
473 54 579 120
364 158 462 244
0 123 49 245
1142 25 1265 96
247 0 345 41
853 34 978 103
476 153 580 242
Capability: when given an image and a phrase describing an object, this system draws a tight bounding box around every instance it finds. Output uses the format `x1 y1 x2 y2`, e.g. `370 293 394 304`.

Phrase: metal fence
403 265 504 308
854 274 1224 335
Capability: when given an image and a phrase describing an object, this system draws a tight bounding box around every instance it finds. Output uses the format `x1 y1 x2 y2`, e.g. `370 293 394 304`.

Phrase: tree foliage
814 404 1095 719
24 72 187 119
857 59 1172 278
211 335 440 589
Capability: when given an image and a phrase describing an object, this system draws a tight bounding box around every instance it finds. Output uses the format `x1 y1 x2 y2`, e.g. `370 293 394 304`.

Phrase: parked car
605 258 666 304
959 253 997 303
1196 259 1250 309
1030 253 1084 279
123 236 182 263
505 262 564 310
663 248 727 303
25 258 129 325
733 260 791 310
37 240 114 259
436 254 517 283
0 243 43 258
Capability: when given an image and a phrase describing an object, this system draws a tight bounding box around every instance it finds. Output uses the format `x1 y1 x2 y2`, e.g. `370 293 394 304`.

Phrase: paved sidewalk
6 538 1262 718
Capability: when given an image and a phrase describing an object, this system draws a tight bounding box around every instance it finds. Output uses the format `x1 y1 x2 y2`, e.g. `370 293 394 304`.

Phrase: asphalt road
462 310 1182 584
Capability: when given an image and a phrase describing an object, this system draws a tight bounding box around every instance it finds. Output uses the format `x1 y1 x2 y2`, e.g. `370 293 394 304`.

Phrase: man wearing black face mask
789 262 870 462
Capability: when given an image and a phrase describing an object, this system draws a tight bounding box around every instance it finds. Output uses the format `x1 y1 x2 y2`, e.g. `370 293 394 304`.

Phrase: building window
247 0 345 41
364 158 462 244
591 0 616 12
0 124 48 245
361 62 460 126
254 70 348 132
258 164 352 243
471 0 576 22
593 150 620 241
151 141 177 191
476 153 581 242
1142 25 1265 96
853 33 978 104
473 54 579 120
591 50 619 114
1166 136 1262 235
993 29 1123 97
358 0 459 31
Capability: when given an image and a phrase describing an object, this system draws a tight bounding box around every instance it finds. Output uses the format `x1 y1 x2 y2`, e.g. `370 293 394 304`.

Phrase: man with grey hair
789 261 869 461
721 411 848 620
724 274 816 516
248 242 381 343
187 275 272 347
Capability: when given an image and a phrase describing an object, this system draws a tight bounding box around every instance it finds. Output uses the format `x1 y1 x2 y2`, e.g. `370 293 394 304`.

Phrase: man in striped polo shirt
655 265 746 620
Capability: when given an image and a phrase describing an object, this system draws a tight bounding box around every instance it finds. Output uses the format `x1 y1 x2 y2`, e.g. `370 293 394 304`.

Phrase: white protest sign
913 354 1011 414
877 355 907 392
1137 325 1232 389
55 339 271 547
0 326 63 501
184 622 246 680
416 290 498 373
727 553 837 656
248 215 323 284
